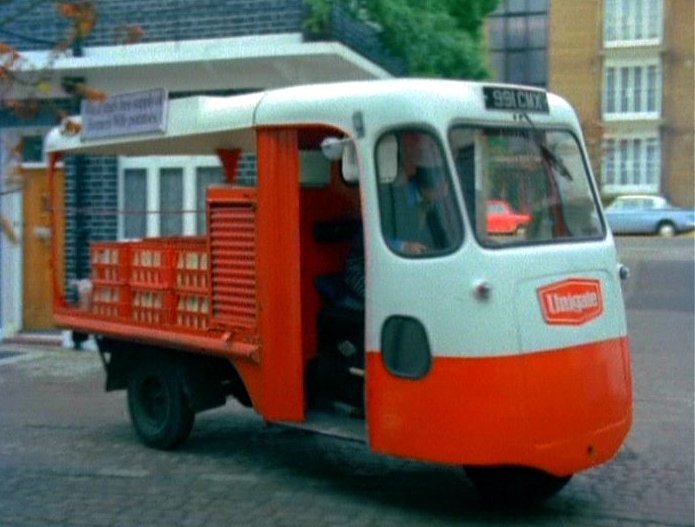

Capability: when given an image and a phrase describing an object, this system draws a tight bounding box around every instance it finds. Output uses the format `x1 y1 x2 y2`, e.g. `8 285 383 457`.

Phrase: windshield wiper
519 113 573 181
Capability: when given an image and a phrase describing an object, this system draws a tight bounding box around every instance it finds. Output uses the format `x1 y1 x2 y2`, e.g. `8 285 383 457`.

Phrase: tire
657 221 676 237
465 466 571 506
127 357 194 450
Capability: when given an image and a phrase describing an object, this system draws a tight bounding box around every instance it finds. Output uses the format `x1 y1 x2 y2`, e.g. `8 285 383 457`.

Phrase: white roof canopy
20 34 392 98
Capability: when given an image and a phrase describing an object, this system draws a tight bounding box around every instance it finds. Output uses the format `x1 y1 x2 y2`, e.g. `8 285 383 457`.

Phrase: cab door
362 128 473 461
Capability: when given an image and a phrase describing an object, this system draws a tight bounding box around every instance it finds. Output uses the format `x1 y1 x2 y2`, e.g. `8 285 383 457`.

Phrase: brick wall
0 0 305 51
63 155 118 294
548 0 603 182
662 0 694 207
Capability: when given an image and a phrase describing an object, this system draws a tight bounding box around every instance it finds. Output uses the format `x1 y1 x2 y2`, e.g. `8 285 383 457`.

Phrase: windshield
449 125 604 246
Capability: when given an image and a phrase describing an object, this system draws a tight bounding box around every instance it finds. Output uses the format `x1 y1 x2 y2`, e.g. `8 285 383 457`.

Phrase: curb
1 333 63 348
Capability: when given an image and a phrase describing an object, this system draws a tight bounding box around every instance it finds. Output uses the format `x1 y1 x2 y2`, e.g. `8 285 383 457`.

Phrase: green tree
306 0 499 79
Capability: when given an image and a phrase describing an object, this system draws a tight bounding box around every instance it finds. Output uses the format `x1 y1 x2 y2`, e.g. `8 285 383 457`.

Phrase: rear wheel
657 221 676 237
465 466 571 506
127 357 194 450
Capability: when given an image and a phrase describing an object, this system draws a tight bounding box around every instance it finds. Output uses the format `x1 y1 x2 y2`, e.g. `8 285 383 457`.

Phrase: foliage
0 1 142 116
305 0 499 79
0 1 141 196
304 0 334 33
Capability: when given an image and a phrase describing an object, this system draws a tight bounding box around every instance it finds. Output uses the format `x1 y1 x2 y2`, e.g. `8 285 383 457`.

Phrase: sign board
81 88 168 141
483 86 549 113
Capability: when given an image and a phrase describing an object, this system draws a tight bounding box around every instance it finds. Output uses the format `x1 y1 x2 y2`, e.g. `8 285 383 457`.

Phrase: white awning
18 33 392 98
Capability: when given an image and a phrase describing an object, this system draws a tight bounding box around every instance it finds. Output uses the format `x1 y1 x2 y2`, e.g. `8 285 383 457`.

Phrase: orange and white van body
46 80 632 477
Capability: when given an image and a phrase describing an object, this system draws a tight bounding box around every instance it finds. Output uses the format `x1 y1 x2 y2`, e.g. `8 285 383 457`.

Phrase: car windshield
448 125 605 247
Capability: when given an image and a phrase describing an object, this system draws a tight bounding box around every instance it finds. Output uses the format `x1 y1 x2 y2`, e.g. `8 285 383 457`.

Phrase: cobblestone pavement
0 339 691 527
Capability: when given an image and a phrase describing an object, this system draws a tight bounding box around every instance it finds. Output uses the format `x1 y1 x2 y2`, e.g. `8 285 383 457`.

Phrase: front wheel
465 466 571 506
127 357 194 450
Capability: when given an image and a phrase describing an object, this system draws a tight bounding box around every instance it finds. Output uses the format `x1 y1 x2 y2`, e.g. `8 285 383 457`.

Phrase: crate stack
90 242 132 319
173 242 210 331
89 237 211 332
129 241 176 326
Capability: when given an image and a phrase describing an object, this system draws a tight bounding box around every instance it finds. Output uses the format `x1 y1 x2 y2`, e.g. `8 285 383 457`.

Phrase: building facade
487 0 694 206
0 0 403 338
549 0 694 205
487 0 550 88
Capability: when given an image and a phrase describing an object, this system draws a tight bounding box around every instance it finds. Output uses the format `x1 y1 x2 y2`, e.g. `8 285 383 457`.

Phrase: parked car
604 195 695 237
487 199 532 235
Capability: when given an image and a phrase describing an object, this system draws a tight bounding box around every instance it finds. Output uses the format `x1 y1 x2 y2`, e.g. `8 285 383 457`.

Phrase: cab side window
375 130 463 257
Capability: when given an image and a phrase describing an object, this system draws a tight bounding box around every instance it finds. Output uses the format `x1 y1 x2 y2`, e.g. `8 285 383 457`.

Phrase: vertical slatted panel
209 202 257 328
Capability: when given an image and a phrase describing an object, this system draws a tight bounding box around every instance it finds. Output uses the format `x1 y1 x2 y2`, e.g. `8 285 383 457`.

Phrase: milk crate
174 246 209 291
175 292 210 331
91 242 130 282
131 285 175 326
90 281 131 319
130 242 175 287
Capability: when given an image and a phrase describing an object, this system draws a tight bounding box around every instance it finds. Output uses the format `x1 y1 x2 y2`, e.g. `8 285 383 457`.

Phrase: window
123 168 147 239
602 135 660 193
604 0 662 45
603 62 661 118
119 156 225 239
21 135 44 164
159 168 184 236
486 0 548 87
449 126 604 245
376 130 463 257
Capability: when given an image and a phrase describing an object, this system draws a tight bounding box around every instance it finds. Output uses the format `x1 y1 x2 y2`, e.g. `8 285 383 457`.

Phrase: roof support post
255 127 305 421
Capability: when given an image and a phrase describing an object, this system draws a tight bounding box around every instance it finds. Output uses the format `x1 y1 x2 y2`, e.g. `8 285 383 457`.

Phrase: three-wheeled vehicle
45 79 632 503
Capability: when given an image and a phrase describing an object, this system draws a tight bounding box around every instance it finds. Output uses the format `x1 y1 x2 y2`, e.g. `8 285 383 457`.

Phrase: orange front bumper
366 337 632 476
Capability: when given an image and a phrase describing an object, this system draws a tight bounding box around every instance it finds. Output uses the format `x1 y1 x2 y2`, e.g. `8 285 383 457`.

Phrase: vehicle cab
322 81 633 479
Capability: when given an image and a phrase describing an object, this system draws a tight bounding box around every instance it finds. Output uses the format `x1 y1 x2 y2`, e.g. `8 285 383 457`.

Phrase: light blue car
604 195 695 237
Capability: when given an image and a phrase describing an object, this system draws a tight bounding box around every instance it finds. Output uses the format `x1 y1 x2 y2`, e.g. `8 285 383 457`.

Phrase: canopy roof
46 79 577 156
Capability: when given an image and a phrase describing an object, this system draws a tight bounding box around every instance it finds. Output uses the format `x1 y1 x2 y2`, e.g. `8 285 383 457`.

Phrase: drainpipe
61 77 87 281
73 153 87 280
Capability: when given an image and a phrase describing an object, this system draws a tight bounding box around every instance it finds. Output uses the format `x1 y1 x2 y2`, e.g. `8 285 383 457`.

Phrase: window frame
448 123 606 248
604 0 663 47
601 133 661 194
118 155 223 239
13 128 57 169
602 59 662 120
374 127 465 259
486 0 549 88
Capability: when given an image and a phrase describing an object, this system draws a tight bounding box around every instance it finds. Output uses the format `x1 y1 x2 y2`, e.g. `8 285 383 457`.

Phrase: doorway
21 167 64 330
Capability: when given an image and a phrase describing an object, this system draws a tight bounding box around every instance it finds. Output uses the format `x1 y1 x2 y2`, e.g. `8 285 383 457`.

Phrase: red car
487 199 532 234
